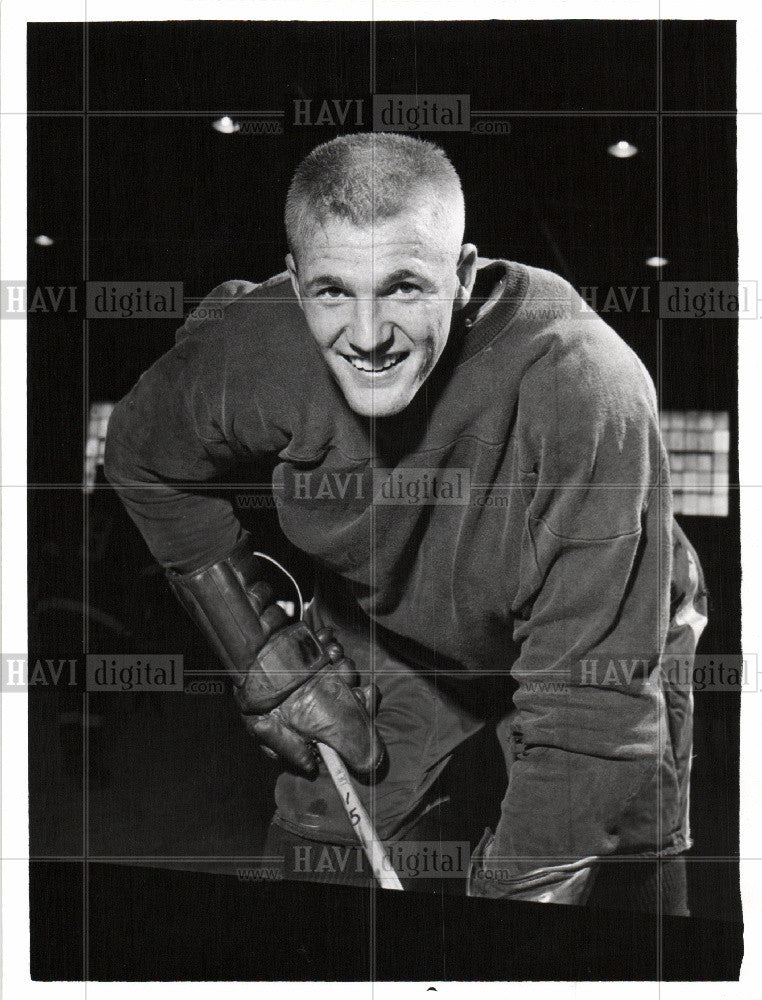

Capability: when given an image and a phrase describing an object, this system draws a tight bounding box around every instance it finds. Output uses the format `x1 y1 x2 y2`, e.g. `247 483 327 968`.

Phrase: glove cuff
167 536 327 711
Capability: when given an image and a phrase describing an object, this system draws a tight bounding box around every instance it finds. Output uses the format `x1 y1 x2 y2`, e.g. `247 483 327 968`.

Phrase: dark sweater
105 260 694 875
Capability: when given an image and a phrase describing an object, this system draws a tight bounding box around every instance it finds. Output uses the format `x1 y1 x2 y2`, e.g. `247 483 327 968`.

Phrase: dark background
27 19 740 981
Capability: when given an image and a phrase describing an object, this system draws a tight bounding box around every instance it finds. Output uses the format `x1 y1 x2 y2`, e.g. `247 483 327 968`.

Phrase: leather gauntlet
167 536 384 778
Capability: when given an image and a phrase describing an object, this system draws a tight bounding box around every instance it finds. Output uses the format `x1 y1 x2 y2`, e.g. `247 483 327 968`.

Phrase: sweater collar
451 258 529 364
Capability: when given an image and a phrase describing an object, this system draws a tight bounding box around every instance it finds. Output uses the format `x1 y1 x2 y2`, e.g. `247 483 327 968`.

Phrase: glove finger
280 671 385 777
316 627 348 667
259 603 290 639
315 626 335 647
333 655 359 686
321 718 385 778
243 712 319 778
353 682 380 718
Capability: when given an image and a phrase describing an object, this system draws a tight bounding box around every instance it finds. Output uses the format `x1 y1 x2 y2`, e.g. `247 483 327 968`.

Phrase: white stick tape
317 743 404 891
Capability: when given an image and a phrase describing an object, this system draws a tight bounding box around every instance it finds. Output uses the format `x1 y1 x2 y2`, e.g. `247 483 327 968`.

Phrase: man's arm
104 307 259 571
104 289 383 776
468 331 686 903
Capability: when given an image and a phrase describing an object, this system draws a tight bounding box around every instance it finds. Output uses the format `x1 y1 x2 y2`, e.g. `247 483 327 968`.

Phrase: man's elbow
103 399 140 490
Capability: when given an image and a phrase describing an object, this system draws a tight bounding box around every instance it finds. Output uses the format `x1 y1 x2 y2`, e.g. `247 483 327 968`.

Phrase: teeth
346 353 404 373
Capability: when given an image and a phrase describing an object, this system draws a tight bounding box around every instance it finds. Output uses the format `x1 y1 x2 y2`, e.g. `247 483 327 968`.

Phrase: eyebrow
379 268 431 290
303 273 348 294
303 268 433 295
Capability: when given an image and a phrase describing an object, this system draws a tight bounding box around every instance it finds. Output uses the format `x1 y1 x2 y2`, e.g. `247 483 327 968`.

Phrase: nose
345 300 396 357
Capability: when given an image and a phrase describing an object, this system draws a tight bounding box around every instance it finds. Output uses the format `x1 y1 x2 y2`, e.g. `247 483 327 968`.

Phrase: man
105 132 707 911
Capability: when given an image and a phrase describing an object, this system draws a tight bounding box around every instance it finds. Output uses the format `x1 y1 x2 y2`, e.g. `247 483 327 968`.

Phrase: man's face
287 205 476 417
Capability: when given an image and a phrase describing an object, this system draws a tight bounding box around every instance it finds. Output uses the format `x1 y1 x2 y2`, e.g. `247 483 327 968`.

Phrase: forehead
296 208 455 273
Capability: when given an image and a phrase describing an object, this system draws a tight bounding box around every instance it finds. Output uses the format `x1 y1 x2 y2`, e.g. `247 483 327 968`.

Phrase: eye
315 286 347 300
388 281 421 297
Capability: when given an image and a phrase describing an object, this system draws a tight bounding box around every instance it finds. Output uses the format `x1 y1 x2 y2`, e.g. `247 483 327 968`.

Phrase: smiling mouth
340 351 410 374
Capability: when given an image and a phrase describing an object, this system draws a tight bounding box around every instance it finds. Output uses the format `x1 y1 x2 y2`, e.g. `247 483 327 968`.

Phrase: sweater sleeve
104 283 289 572
469 328 676 902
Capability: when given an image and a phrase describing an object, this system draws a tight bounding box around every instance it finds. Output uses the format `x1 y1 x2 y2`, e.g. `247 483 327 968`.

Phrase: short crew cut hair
285 132 465 258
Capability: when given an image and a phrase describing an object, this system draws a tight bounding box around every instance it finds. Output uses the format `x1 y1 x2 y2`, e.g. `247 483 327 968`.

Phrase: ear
454 243 478 310
285 253 304 310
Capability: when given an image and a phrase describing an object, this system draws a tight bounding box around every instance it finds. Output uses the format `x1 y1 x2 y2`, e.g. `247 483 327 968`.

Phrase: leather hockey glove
166 536 384 779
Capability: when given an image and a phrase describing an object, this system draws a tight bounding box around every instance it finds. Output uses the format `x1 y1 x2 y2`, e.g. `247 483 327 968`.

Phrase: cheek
416 318 450 380
302 307 339 349
427 310 452 354
405 304 450 346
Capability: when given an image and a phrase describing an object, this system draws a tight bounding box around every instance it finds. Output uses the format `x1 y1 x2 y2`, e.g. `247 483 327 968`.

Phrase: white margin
2 1 759 997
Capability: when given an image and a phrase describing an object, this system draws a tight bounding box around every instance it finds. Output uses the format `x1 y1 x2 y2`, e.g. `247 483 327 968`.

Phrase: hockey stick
317 742 404 891
259 564 404 891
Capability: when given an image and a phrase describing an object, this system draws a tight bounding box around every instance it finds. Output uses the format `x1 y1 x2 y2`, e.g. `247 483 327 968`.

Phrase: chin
345 396 409 418
341 384 413 418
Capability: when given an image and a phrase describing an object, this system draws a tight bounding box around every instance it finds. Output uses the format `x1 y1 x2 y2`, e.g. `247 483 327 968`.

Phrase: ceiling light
212 116 241 134
608 140 638 158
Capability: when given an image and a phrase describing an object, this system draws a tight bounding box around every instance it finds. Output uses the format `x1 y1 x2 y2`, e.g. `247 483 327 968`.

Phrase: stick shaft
317 743 404 891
